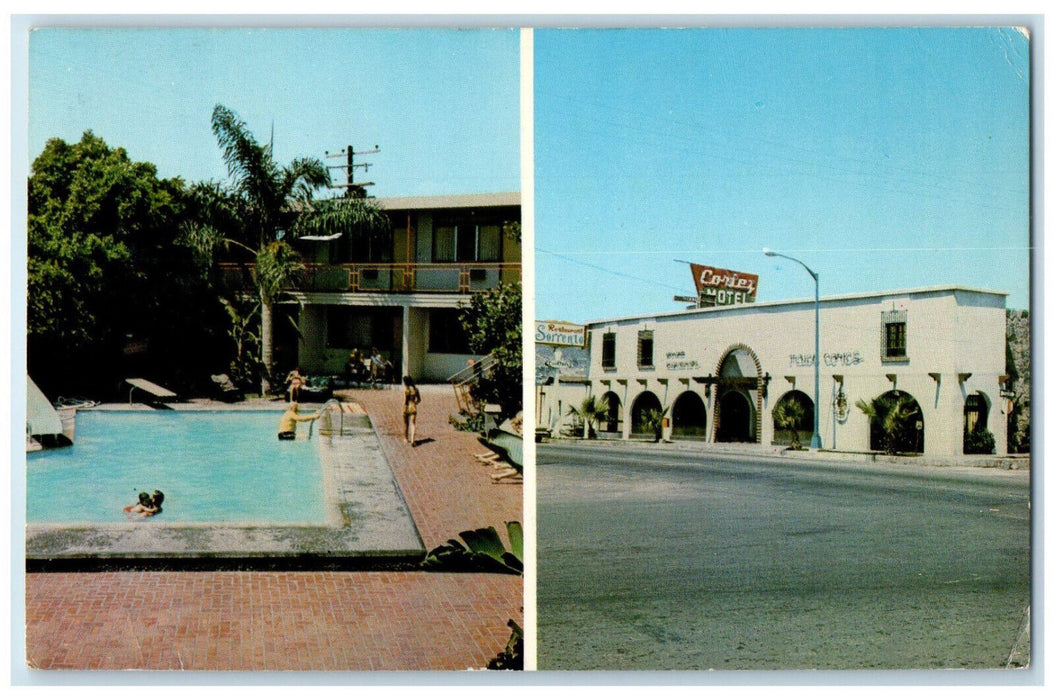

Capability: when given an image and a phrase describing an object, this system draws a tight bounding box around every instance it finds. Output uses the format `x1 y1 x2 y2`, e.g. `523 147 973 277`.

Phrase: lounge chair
210 374 244 403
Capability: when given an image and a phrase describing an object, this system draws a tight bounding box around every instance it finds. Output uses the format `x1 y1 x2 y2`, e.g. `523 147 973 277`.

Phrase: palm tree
186 105 389 394
568 395 610 439
773 395 807 450
640 405 670 442
856 393 921 455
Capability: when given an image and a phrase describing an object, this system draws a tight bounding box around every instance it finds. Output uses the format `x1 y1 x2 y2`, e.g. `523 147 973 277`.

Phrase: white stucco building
539 285 1010 457
222 192 521 383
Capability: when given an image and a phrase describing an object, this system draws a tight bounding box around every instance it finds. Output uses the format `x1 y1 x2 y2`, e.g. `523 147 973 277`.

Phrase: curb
541 436 1030 471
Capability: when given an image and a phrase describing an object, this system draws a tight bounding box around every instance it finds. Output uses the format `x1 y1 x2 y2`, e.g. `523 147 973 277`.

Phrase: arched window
860 390 924 454
772 390 814 448
630 391 662 436
672 391 706 438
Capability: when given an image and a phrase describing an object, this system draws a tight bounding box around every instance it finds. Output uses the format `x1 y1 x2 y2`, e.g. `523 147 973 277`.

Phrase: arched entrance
671 390 707 438
862 390 924 454
600 390 622 434
772 390 815 448
716 390 754 442
711 345 764 443
630 391 662 437
964 392 993 454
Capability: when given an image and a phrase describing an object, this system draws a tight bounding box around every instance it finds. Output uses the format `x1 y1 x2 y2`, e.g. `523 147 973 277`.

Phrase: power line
537 247 686 293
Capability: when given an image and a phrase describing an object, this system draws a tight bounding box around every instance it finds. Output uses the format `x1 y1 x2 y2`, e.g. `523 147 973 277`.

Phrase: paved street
536 442 1031 671
23 385 522 672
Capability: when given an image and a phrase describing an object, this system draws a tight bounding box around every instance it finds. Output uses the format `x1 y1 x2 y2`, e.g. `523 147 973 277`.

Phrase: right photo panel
533 27 1032 671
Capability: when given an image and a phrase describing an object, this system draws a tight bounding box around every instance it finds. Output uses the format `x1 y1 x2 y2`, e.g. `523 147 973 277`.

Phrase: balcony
218 261 521 295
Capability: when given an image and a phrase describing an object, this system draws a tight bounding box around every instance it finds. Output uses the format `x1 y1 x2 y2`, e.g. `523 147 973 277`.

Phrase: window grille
637 330 654 368
881 309 908 361
602 332 616 369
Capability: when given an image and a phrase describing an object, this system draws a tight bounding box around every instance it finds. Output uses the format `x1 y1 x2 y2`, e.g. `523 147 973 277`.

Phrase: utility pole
325 144 379 198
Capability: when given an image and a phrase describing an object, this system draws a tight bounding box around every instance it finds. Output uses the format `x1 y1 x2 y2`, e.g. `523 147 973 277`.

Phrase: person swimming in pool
278 402 321 440
124 490 163 519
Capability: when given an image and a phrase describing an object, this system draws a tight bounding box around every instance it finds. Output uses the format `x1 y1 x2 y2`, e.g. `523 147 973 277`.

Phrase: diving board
126 378 178 405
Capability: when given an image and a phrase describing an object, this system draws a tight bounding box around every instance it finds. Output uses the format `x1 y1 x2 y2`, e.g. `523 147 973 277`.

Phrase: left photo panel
23 26 524 671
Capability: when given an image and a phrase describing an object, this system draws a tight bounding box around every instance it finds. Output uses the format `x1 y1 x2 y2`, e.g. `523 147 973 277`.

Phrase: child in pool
124 490 163 519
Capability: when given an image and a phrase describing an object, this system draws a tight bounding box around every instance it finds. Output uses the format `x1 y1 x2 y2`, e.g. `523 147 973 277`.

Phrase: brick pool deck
24 385 523 672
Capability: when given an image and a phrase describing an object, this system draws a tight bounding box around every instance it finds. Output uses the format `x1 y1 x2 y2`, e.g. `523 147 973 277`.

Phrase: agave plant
422 522 523 575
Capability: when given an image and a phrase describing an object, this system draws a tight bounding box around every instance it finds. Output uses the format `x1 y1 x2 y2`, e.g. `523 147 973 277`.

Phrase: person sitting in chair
285 366 307 402
278 402 321 440
370 347 393 384
345 349 367 383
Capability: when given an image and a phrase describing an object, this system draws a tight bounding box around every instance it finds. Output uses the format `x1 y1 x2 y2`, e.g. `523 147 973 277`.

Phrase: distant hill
535 344 589 384
1006 309 1030 453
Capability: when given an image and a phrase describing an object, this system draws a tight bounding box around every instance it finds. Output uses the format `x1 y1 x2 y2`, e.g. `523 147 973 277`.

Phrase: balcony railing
218 261 521 294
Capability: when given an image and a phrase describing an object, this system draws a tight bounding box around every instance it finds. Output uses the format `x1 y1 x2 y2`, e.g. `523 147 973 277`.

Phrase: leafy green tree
27 131 224 397
185 104 389 394
458 281 523 421
568 394 609 439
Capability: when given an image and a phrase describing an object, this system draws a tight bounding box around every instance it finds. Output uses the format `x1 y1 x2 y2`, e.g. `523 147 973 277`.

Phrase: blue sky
27 27 520 197
534 27 1032 322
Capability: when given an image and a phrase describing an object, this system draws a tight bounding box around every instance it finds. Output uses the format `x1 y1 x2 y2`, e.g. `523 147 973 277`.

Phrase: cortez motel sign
689 262 759 307
536 320 587 347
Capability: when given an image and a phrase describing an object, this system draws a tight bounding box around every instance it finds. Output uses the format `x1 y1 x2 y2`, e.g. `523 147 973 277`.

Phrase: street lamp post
764 247 822 449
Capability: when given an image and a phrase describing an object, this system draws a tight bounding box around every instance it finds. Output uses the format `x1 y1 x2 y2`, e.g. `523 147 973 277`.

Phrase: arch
772 390 815 448
716 390 754 442
862 390 925 454
671 390 707 438
599 390 622 434
963 391 993 454
717 344 761 379
630 391 662 436
712 344 764 443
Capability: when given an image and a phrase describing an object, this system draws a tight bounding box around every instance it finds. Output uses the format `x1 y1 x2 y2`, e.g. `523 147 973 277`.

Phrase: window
338 228 393 263
326 307 396 349
428 309 471 354
601 332 616 370
433 224 457 262
637 330 654 368
432 217 503 263
881 309 908 361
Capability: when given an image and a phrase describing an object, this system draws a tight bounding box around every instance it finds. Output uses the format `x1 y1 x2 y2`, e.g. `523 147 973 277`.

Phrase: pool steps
314 399 371 437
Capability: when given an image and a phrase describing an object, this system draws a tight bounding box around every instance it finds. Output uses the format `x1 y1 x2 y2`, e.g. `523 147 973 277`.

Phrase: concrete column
297 306 327 371
403 305 428 381
616 379 624 440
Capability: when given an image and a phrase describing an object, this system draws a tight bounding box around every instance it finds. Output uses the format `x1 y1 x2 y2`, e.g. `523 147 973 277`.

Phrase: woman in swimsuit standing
403 375 421 446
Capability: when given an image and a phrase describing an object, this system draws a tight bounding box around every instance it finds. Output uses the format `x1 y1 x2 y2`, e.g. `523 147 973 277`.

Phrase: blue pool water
27 411 328 524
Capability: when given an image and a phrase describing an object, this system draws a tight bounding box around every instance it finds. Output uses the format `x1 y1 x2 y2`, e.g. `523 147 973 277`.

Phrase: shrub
964 426 996 455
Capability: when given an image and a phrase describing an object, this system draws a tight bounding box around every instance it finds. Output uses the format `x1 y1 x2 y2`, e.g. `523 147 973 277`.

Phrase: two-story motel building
222 192 521 383
542 285 1009 457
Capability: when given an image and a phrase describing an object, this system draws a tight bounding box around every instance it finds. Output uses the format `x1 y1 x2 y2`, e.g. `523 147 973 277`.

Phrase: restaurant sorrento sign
536 320 586 347
689 263 759 307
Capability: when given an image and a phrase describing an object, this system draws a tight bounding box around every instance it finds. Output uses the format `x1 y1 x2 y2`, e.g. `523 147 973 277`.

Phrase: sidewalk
24 384 523 672
544 434 1030 471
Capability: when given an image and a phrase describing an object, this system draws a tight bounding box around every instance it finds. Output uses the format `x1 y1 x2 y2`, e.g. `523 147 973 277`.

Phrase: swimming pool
28 411 328 525
25 406 425 566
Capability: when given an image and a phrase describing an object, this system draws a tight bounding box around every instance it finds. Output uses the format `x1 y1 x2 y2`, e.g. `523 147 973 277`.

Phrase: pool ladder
312 398 349 438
